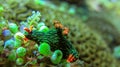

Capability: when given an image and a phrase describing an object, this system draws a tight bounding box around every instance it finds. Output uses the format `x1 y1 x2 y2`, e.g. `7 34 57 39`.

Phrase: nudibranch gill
23 21 79 63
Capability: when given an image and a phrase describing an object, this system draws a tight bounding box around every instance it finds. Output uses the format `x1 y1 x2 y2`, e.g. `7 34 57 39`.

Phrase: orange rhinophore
62 27 69 35
54 20 63 29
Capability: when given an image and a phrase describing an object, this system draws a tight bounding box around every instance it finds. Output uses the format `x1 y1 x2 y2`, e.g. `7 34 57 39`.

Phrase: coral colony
1 11 78 67
1 0 120 67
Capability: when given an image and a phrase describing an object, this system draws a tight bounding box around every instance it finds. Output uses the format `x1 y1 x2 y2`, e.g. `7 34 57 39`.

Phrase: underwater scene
0 0 120 67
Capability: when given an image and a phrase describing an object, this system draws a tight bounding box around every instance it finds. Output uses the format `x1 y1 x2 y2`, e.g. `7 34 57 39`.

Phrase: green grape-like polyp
51 50 63 64
16 58 24 65
38 42 51 56
9 23 18 34
16 47 26 57
8 50 16 61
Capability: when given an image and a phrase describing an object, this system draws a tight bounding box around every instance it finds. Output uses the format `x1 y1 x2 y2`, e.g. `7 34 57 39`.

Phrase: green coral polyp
4 39 14 49
14 32 25 41
14 40 22 48
16 58 24 65
27 11 41 26
8 50 16 61
51 50 63 64
16 47 26 57
14 32 25 48
9 23 18 34
38 42 51 56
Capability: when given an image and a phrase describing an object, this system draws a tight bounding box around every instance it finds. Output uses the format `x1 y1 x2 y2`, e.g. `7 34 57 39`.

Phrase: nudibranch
23 21 79 63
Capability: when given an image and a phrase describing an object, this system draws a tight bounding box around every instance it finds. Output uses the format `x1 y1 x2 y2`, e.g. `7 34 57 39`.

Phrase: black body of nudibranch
24 25 78 63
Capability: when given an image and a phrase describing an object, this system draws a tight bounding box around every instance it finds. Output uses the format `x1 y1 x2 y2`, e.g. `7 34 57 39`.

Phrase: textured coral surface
0 0 120 67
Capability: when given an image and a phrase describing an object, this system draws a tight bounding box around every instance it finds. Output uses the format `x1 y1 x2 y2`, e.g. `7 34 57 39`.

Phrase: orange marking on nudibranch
67 54 75 62
70 56 74 62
